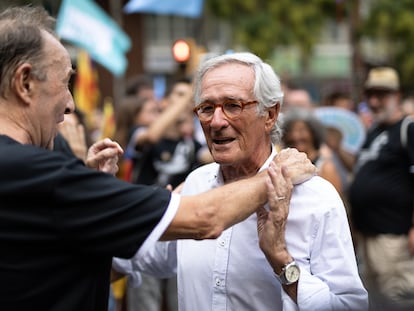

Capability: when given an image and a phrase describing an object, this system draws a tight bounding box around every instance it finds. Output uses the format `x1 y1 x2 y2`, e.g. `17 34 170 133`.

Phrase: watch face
285 265 300 283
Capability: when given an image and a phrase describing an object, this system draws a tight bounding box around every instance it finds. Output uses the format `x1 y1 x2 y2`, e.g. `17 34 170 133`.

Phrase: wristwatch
276 260 300 285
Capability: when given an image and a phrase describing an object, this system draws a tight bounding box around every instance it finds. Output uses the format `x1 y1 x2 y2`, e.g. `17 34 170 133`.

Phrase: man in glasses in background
350 67 414 311
115 52 367 310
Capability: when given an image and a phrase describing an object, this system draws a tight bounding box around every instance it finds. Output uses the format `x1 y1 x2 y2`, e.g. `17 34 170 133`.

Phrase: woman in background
281 108 343 196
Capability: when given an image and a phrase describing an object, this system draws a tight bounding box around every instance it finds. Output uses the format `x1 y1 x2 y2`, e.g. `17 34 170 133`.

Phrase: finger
281 165 293 200
267 162 291 205
99 146 124 159
102 164 119 175
266 165 278 204
94 148 120 162
281 165 290 180
91 138 122 153
279 147 291 156
269 161 284 188
89 151 120 170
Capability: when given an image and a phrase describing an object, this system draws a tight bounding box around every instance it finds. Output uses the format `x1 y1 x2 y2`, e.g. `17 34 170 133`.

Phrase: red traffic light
172 39 191 62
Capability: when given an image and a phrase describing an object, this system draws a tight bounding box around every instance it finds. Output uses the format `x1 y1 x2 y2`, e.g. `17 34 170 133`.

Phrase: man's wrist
274 260 300 285
269 251 293 275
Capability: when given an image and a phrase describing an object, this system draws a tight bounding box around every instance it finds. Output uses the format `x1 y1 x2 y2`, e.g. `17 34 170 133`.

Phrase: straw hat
364 67 400 91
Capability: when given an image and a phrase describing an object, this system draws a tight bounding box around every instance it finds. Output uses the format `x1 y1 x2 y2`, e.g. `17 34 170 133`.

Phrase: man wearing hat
349 67 414 310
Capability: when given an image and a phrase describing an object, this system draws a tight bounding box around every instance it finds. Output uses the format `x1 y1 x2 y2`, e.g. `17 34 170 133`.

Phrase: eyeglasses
193 99 258 122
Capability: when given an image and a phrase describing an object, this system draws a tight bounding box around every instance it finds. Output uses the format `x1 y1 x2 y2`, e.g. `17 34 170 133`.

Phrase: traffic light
171 38 206 77
172 39 191 63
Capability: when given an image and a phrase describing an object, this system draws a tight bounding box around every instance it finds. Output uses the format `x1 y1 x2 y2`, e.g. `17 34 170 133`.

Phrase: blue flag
124 0 204 18
56 0 131 76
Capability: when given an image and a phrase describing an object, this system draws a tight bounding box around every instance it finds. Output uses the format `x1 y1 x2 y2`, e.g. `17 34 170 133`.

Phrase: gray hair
0 6 57 99
193 52 284 144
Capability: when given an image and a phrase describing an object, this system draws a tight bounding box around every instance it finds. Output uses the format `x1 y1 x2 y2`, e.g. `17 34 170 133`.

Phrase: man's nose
210 106 228 126
65 97 75 114
367 96 381 108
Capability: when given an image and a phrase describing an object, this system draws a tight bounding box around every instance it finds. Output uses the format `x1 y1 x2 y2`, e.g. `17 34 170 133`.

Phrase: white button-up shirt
123 148 368 311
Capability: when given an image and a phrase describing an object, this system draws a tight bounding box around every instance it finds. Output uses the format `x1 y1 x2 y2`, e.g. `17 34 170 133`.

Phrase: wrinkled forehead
201 63 255 100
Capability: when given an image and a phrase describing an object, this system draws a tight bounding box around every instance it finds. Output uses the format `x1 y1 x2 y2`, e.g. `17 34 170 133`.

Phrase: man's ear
13 63 34 105
265 102 280 131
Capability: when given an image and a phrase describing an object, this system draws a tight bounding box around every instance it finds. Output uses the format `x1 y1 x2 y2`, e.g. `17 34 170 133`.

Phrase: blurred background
3 0 413 114
3 2 413 310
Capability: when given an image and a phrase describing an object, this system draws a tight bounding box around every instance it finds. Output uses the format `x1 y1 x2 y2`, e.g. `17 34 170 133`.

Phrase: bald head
283 89 313 111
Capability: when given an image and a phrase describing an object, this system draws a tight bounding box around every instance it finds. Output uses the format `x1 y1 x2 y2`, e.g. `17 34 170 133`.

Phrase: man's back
0 135 168 310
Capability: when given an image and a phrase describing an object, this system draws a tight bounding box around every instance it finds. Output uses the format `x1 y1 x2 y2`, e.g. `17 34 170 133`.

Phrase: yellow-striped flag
73 49 100 128
100 97 115 139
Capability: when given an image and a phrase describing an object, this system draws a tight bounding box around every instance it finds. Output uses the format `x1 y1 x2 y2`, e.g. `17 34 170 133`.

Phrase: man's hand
274 147 316 185
257 162 293 270
85 138 124 175
257 162 298 302
58 118 87 161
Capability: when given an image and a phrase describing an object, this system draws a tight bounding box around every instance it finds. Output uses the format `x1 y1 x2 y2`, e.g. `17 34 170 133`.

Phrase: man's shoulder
306 173 340 189
294 175 342 203
0 135 42 162
291 176 347 223
0 135 79 171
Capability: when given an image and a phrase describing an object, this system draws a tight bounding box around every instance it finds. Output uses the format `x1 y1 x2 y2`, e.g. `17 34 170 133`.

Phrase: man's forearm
162 171 267 240
162 148 316 241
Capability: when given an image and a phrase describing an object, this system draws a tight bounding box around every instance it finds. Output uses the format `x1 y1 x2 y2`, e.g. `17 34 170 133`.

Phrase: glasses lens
223 100 243 118
195 100 250 121
196 104 214 121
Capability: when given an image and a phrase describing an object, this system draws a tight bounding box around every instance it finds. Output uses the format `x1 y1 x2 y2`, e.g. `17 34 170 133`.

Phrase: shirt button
219 240 225 247
215 278 221 286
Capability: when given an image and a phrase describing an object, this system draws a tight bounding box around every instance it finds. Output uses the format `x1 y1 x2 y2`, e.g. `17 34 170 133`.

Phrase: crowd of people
279 67 414 311
0 5 317 311
1 4 414 311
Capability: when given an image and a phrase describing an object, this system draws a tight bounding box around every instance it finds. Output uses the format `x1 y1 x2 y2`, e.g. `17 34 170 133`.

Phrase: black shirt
0 135 171 310
53 132 77 158
349 118 414 235
134 136 202 188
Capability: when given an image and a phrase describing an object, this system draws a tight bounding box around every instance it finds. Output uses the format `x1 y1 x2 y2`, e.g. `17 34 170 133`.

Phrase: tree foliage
206 0 337 65
360 0 414 92
206 0 414 93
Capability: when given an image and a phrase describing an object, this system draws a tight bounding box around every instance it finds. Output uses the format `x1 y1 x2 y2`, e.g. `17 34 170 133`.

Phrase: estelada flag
100 97 115 140
73 49 100 128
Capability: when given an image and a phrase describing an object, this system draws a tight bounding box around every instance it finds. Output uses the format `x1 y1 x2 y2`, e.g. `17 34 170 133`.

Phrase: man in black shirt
0 6 315 311
349 67 414 310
